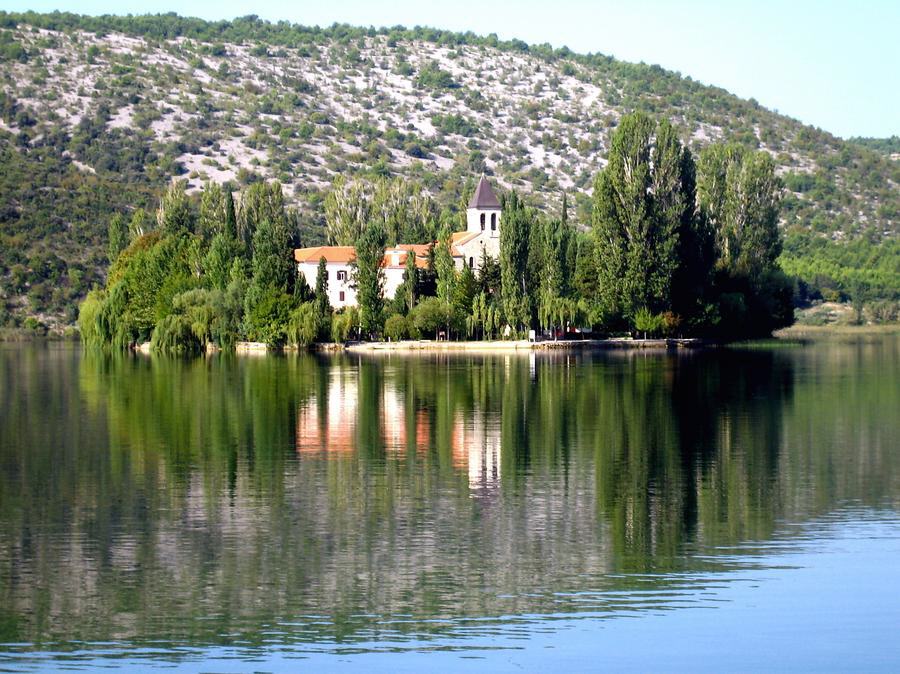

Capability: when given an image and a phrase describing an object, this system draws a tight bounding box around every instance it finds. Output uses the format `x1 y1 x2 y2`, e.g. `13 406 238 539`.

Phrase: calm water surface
0 339 898 672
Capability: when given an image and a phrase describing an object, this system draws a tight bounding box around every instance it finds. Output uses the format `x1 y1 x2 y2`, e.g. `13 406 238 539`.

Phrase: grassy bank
775 323 900 340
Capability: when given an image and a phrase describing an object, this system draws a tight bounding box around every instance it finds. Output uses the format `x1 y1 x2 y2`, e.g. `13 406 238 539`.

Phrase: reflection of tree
0 341 898 650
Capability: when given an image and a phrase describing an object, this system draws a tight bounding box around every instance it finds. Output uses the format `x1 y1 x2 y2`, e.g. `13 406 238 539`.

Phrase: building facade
294 176 503 310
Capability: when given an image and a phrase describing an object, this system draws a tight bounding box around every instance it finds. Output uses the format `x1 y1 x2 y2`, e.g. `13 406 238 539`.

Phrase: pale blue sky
5 0 898 138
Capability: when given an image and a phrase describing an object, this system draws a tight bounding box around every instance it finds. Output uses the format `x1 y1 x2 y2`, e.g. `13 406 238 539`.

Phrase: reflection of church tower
466 175 502 238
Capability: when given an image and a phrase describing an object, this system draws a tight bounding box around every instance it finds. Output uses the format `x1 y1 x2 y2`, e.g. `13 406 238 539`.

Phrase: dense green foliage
78 181 304 353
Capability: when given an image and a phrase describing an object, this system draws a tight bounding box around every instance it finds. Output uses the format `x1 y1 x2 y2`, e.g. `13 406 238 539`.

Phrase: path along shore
331 338 705 354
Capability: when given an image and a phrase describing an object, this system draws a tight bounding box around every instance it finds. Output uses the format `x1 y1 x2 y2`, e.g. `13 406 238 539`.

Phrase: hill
0 12 897 329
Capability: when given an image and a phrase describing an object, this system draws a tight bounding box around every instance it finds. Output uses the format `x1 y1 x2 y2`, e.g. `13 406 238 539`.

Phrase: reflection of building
295 369 500 494
381 384 431 454
453 409 502 493
295 370 357 454
296 373 432 456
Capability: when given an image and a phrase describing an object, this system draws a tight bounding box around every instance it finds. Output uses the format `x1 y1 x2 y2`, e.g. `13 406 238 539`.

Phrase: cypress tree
315 257 330 320
402 248 418 312
108 213 128 262
224 188 237 239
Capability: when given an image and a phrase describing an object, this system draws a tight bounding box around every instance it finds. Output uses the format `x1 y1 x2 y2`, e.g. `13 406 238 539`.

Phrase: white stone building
294 176 503 310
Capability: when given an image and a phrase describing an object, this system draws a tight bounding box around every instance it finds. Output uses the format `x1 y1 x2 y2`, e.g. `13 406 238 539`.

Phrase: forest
77 112 795 353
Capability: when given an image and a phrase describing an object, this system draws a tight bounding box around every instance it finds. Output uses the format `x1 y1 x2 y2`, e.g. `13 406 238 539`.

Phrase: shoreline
336 338 706 353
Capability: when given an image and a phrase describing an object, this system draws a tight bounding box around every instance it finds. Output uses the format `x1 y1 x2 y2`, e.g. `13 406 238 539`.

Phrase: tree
156 180 194 236
697 143 791 337
402 248 418 313
107 213 128 262
198 182 226 241
384 313 409 341
224 188 238 239
500 191 531 333
325 176 437 246
331 307 359 343
696 143 745 263
239 181 287 250
671 147 716 327
151 313 201 355
170 287 234 349
373 177 437 244
453 263 479 328
129 208 151 241
411 296 452 340
725 151 782 274
243 285 293 345
324 176 371 245
477 248 501 296
632 306 666 339
536 218 569 333
203 232 241 291
250 218 294 294
353 222 386 337
314 256 330 322
286 302 319 347
572 233 599 302
592 113 685 321
434 227 456 307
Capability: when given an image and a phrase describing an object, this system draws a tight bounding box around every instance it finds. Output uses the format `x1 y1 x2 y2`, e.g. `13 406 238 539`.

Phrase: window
480 213 485 230
337 270 347 281
491 213 497 230
468 256 474 268
339 291 345 302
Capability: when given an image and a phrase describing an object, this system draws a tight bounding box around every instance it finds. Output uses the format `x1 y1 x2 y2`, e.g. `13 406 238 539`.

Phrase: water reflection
0 340 897 662
296 364 504 494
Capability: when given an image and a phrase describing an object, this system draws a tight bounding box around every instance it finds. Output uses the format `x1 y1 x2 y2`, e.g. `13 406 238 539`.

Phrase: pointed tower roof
468 176 501 209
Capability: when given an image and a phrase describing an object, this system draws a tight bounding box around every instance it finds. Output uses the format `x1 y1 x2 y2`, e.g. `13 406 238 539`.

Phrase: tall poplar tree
353 222 386 336
198 182 226 241
156 181 194 236
499 191 531 332
434 227 456 307
592 112 686 319
239 181 286 250
697 144 782 274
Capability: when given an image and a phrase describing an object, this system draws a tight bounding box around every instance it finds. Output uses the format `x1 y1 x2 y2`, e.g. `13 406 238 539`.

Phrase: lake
0 339 898 672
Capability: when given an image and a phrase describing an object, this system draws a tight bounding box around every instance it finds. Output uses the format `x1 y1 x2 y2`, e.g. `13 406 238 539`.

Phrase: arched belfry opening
466 176 501 237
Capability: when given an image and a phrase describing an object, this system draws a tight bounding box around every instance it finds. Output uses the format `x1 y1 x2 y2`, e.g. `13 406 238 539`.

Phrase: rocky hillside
0 12 897 329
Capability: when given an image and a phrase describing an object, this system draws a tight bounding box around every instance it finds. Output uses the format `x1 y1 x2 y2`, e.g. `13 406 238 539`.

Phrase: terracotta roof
468 176 501 209
392 243 433 255
451 231 480 245
294 246 356 264
449 230 482 257
383 250 429 269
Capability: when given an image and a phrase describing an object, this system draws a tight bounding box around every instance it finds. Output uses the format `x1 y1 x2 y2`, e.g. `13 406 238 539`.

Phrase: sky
4 0 898 138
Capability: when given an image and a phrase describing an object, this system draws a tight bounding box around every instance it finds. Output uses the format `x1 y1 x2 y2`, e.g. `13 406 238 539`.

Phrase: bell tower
466 176 502 238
